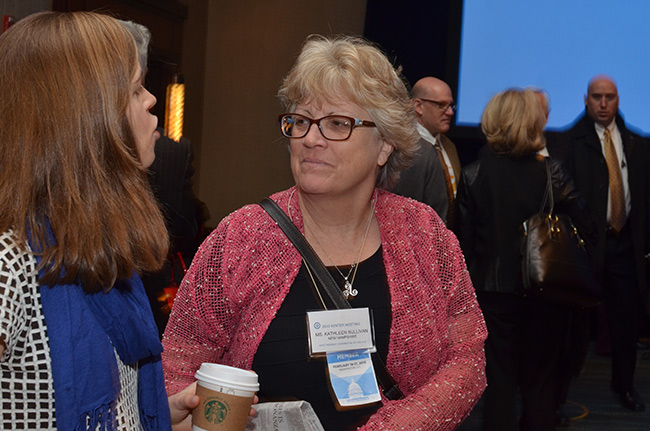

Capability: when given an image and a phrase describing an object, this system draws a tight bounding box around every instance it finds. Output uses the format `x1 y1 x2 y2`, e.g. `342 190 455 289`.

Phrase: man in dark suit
558 74 648 412
391 138 448 220
414 77 461 227
392 77 459 227
148 129 199 260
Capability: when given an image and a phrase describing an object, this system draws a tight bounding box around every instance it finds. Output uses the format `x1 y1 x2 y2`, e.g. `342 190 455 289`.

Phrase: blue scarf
30 232 171 430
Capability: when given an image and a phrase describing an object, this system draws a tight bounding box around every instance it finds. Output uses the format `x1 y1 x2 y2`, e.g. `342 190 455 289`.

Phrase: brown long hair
0 12 168 292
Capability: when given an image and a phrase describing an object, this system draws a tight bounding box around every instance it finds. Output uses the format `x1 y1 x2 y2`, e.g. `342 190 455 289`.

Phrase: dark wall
364 0 485 166
364 0 452 88
53 0 188 128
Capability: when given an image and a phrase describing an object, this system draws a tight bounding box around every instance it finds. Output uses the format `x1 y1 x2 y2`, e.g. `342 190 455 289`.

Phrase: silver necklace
289 188 375 299
336 264 358 299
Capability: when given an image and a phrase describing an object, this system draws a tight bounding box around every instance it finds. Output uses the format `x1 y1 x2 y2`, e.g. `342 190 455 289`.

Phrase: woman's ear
377 140 394 167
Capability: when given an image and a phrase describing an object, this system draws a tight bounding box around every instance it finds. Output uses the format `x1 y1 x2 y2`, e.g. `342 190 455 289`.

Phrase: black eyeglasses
278 113 376 141
418 98 456 113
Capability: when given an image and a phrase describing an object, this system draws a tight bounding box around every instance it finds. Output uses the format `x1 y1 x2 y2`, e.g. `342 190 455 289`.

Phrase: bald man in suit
413 77 461 227
556 75 648 412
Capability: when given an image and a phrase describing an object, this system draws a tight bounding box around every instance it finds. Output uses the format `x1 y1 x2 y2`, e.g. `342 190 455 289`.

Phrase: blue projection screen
457 0 650 133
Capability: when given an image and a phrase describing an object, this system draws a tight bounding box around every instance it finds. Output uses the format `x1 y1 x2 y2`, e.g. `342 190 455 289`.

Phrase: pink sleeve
161 225 232 395
362 220 487 430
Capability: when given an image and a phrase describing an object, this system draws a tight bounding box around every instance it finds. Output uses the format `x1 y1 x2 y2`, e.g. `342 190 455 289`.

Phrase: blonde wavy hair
278 35 419 189
481 88 546 157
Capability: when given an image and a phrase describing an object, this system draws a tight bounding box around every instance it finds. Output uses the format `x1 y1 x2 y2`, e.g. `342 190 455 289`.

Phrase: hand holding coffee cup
192 363 260 431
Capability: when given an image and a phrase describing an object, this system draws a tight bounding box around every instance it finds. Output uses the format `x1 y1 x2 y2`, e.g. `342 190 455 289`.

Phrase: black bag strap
258 197 405 401
259 198 349 310
538 158 554 215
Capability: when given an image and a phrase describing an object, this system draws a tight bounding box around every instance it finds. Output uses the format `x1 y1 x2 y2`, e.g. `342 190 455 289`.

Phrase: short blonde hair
481 88 546 157
278 35 419 189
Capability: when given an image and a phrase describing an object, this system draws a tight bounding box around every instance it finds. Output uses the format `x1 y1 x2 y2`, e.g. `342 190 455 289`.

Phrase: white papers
245 401 325 431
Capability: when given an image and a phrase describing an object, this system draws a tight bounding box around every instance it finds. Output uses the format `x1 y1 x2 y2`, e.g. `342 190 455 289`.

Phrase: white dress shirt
417 123 457 196
595 121 631 222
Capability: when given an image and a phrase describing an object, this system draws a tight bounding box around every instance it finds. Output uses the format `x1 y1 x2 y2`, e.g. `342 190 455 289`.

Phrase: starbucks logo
204 399 229 424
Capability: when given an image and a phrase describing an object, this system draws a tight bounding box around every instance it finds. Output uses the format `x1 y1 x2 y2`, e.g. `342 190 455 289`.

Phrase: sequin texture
162 187 487 430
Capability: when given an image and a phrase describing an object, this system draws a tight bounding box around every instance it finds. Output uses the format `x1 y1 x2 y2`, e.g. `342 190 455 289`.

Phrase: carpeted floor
457 343 650 430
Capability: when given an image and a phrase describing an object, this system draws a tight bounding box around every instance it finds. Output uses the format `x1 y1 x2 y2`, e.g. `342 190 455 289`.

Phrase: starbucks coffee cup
192 363 259 431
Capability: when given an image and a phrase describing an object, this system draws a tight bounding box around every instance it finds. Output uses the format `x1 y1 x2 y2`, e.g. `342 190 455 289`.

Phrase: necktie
603 129 626 232
434 142 455 225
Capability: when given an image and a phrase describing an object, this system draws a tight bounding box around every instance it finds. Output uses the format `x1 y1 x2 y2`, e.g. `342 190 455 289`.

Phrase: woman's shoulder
377 191 465 277
377 190 446 232
378 189 434 213
217 189 293 232
0 229 43 347
0 230 39 301
0 229 22 251
459 154 518 185
547 156 566 173
464 154 547 181
0 229 55 428
0 230 36 271
198 189 295 253
460 158 483 186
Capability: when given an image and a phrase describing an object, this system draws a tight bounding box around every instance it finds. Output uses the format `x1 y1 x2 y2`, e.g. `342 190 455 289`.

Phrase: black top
252 246 391 431
455 152 596 294
556 112 648 273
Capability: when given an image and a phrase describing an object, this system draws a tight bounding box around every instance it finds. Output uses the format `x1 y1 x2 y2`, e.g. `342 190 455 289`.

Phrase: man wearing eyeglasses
391 77 459 226
413 77 460 228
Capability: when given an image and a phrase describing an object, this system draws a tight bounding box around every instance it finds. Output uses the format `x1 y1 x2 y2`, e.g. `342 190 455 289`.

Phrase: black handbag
520 160 602 308
258 197 405 401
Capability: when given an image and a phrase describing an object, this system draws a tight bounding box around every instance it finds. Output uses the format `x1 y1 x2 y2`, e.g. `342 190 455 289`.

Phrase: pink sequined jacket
162 187 487 430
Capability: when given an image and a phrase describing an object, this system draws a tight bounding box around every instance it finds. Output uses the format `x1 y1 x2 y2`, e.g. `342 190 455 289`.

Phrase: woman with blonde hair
0 11 199 429
456 88 596 431
163 35 487 430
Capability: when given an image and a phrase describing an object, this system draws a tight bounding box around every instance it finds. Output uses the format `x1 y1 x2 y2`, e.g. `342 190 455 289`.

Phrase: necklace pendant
342 280 358 299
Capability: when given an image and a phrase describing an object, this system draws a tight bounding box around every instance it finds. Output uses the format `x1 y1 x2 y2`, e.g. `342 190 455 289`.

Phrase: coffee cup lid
195 363 260 393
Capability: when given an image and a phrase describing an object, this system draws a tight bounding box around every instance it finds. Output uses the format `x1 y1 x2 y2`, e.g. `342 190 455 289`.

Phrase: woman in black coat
455 88 596 431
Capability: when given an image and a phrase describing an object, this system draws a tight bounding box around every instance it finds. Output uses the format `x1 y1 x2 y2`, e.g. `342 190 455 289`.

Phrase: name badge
327 349 381 407
306 308 375 355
